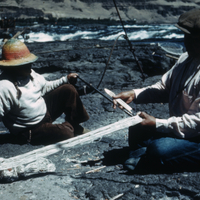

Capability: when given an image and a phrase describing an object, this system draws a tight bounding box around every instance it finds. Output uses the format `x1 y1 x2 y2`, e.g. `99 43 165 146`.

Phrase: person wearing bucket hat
0 38 90 145
111 8 200 173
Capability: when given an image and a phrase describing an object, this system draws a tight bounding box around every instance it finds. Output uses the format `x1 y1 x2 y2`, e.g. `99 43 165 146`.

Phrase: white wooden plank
0 115 142 170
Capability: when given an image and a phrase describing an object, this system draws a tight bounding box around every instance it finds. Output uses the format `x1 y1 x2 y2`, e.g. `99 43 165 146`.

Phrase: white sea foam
99 31 125 40
14 24 184 43
163 33 183 39
24 30 102 42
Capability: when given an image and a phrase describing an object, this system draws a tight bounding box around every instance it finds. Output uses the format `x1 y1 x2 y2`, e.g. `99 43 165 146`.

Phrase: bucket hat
175 8 200 37
0 38 38 67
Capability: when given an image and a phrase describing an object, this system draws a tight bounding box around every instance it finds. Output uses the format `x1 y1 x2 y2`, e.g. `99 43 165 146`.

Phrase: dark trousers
128 124 200 172
21 84 89 145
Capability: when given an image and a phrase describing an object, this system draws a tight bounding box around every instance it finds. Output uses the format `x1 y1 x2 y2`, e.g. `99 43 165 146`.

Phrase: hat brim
175 24 191 34
0 53 38 67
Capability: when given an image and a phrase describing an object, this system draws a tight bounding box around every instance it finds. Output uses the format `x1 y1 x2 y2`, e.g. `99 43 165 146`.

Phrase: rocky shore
0 39 200 200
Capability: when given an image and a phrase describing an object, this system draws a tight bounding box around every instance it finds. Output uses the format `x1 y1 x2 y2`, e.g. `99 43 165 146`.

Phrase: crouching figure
0 38 89 145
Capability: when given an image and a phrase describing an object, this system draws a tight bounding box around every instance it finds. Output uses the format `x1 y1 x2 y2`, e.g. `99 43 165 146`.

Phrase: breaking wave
15 24 184 43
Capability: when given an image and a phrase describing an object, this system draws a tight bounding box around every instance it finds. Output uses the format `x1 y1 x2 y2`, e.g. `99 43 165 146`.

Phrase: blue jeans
128 124 200 171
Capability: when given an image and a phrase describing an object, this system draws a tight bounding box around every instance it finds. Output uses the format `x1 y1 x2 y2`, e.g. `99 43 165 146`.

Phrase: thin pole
77 76 133 117
112 0 145 80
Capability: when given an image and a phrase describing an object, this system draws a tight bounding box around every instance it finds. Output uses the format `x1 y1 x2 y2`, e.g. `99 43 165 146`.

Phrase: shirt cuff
61 76 68 83
133 88 146 99
156 118 170 133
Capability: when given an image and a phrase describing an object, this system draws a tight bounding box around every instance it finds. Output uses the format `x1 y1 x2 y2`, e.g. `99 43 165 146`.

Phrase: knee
57 122 75 139
59 84 79 99
147 142 164 159
62 84 77 94
65 131 74 139
146 138 172 161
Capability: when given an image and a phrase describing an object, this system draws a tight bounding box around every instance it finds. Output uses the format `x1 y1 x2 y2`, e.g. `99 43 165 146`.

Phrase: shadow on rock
0 133 26 145
100 147 200 175
0 172 57 184
0 133 61 146
101 147 130 166
125 155 200 175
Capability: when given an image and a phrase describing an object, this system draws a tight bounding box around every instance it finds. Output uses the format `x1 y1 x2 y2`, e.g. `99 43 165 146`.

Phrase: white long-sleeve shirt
134 52 200 139
0 69 68 134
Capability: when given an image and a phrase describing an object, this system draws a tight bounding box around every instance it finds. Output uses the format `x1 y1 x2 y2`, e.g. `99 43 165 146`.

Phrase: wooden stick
165 54 179 60
12 25 41 39
85 166 106 174
12 31 22 39
77 76 133 117
110 193 124 200
0 115 142 170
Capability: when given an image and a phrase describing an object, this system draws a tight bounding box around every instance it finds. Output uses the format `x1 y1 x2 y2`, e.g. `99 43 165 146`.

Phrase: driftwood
110 193 124 200
0 115 142 170
85 166 106 174
166 54 179 60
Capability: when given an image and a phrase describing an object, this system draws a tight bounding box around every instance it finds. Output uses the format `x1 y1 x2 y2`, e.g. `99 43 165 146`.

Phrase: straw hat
175 8 200 38
0 38 38 67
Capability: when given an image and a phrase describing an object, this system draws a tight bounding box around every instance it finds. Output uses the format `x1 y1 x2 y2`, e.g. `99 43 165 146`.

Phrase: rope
96 33 125 89
112 0 145 80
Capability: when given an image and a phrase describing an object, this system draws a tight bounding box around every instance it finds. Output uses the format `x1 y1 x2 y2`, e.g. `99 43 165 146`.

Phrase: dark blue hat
175 8 200 37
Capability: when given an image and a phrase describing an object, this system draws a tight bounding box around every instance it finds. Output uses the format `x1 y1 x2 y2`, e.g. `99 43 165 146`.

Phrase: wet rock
0 39 199 200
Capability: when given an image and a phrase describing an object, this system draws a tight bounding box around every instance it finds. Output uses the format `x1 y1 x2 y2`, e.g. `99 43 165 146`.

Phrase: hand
138 111 156 127
113 90 135 109
67 73 78 85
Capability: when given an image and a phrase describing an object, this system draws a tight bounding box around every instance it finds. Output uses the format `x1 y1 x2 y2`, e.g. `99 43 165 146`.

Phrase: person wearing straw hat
0 38 89 145
113 8 200 172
